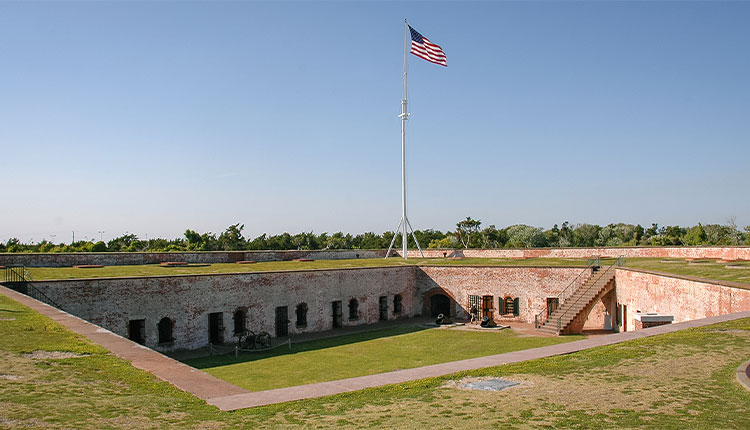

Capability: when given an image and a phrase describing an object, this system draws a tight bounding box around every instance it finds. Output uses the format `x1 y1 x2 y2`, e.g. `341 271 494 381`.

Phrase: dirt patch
24 350 87 359
444 376 529 391
0 374 21 380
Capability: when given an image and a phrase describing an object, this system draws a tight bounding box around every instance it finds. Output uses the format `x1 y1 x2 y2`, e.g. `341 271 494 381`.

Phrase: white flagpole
401 19 409 260
386 20 425 260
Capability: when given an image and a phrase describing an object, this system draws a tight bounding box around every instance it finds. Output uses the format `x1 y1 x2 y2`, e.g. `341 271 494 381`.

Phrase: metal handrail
553 256 625 332
2 266 63 310
4 266 26 283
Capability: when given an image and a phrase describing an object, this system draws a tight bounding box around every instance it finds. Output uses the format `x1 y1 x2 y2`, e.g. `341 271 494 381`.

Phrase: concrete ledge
634 313 674 323
738 360 750 392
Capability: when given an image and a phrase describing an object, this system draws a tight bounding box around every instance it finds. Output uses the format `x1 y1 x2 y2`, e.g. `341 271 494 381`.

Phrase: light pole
98 231 104 242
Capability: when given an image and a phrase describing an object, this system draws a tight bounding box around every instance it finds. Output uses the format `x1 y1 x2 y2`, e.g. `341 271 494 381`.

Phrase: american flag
409 25 447 67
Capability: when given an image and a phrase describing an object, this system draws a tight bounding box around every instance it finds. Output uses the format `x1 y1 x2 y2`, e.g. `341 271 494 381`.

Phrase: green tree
92 241 107 252
413 229 446 249
455 217 482 248
572 224 600 247
480 225 506 248
354 232 384 249
291 232 321 250
641 223 658 245
428 237 453 248
684 224 707 246
218 224 247 250
559 221 573 247
545 224 560 247
505 225 546 248
107 233 138 252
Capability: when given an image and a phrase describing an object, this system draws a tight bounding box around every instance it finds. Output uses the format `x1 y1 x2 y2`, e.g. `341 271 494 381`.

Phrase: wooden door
481 295 494 320
379 296 388 320
275 306 289 337
332 301 343 328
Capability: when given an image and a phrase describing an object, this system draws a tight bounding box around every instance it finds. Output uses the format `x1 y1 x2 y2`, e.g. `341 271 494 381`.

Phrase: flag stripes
408 25 447 67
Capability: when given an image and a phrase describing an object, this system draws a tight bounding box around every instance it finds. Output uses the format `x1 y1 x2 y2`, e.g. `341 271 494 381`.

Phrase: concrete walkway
3 285 749 411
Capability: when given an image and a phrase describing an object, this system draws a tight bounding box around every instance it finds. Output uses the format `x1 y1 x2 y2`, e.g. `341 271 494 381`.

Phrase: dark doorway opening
332 301 343 328
275 306 289 337
393 294 402 314
348 298 359 320
128 319 145 345
430 294 451 318
379 296 388 320
233 309 247 335
296 303 308 327
157 317 173 344
546 298 559 317
209 312 224 344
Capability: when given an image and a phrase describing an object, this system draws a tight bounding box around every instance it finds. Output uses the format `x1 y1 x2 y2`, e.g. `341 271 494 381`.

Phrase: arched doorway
430 294 451 318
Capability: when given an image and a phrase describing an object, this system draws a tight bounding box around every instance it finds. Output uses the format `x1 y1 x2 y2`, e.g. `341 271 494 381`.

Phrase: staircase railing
554 256 626 333
4 266 26 283
534 258 600 329
2 265 63 310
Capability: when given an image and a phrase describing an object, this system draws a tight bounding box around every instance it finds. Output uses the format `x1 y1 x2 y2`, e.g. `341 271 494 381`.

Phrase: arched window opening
296 303 308 327
503 296 519 316
393 294 403 314
348 298 359 320
503 296 513 315
157 317 174 344
233 309 247 335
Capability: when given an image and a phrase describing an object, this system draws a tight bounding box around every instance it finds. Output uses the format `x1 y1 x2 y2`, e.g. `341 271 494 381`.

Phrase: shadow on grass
183 324 431 370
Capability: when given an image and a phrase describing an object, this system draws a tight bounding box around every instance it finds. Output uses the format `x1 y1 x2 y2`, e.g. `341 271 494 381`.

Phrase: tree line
2 218 748 253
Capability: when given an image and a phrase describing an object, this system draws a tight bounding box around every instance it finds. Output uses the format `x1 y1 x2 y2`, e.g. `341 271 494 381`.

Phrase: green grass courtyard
183 325 582 391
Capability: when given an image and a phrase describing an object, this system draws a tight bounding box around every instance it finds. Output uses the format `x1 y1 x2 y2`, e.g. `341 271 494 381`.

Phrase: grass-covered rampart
20 257 750 287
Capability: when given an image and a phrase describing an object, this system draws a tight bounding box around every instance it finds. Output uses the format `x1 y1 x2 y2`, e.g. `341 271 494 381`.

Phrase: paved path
2 285 749 411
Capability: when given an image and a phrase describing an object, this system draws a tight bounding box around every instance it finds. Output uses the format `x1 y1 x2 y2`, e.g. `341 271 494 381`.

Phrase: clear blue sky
1 1 748 243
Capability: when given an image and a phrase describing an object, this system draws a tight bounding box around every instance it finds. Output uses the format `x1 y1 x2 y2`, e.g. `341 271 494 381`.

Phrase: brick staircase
536 264 617 335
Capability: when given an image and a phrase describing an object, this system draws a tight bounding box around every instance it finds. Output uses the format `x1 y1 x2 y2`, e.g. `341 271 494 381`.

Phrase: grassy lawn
625 258 750 286
22 257 596 280
183 325 582 391
2 292 750 428
22 256 750 287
